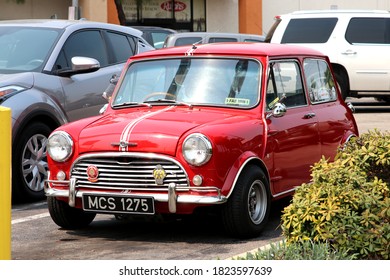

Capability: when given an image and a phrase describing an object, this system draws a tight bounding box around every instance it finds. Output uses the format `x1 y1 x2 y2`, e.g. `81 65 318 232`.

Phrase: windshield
112 58 261 108
0 26 60 73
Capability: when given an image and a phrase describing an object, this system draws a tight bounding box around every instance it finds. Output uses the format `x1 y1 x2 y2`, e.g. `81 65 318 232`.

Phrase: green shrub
281 130 390 259
234 240 354 260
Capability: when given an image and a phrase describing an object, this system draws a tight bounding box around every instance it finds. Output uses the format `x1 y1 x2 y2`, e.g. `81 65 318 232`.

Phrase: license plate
82 193 155 215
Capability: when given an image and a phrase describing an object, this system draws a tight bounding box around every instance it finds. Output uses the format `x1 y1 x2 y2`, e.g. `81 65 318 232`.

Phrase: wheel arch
331 63 350 98
223 155 271 200
12 110 64 143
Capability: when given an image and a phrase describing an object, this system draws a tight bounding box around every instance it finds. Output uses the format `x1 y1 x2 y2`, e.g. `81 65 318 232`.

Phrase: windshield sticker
225 98 250 106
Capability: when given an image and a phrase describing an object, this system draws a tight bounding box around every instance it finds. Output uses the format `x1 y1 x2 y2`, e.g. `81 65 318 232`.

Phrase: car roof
133 42 326 59
131 25 177 32
0 19 143 36
165 32 265 41
283 9 390 17
167 31 264 37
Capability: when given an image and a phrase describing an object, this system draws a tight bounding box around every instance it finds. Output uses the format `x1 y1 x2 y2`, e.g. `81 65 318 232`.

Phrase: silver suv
163 32 265 47
266 10 390 102
0 19 153 201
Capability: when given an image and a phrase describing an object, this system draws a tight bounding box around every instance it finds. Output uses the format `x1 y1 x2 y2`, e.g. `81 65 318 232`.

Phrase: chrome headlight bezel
182 133 212 166
47 131 74 162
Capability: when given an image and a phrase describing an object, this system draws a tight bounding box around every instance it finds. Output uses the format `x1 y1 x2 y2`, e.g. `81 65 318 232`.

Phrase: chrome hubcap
247 180 267 224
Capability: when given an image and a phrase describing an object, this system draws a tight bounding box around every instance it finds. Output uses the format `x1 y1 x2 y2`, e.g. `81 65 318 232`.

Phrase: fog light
192 175 203 186
56 171 66 181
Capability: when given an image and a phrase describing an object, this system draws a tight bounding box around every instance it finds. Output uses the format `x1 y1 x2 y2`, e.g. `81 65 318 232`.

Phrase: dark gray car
0 19 154 202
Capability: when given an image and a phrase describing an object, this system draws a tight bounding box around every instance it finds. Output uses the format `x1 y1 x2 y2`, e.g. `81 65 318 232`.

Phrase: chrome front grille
70 153 189 190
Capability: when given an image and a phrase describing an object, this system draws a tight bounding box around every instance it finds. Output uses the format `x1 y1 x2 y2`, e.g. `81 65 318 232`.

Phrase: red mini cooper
45 43 358 238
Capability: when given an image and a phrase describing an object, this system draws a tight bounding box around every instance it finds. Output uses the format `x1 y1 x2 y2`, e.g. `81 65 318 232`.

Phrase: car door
338 17 390 91
55 29 137 122
303 58 353 158
264 60 321 195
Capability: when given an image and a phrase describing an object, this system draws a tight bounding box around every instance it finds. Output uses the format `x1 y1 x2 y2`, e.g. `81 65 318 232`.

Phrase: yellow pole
0 106 11 260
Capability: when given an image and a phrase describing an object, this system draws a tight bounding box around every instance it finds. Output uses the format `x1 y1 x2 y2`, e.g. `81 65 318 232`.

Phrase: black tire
12 122 52 202
334 69 349 100
47 197 96 229
222 166 271 238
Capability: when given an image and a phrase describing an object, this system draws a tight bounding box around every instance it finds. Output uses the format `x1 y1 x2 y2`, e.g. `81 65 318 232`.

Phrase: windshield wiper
112 102 152 108
144 99 193 108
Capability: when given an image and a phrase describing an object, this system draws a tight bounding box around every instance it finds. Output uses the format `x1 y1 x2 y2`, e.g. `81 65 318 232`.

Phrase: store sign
161 1 187 12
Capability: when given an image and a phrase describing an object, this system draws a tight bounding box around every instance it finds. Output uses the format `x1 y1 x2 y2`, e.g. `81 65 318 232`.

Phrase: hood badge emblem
153 165 166 185
111 141 138 148
86 165 99 182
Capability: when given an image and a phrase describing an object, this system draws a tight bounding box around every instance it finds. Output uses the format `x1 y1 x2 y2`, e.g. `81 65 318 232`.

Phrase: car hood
77 106 248 156
0 72 34 87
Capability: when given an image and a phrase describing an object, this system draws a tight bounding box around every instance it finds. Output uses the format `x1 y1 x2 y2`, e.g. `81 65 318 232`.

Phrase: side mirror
56 56 100 77
102 74 119 101
266 102 287 119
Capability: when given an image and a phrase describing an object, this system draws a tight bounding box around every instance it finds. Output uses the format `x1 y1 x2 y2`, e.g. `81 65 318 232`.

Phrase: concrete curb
226 239 285 260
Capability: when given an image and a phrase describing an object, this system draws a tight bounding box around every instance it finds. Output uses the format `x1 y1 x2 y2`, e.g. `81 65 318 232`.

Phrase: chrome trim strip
168 183 177 213
45 179 227 213
69 178 76 207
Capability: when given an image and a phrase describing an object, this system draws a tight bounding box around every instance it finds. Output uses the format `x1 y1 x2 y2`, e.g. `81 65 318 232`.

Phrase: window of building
122 0 206 32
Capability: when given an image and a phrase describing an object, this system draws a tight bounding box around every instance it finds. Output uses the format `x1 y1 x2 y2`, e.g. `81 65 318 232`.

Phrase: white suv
266 10 390 102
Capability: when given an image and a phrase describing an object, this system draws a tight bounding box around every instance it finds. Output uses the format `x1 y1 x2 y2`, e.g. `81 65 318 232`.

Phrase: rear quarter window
345 17 390 44
281 18 338 43
303 58 337 103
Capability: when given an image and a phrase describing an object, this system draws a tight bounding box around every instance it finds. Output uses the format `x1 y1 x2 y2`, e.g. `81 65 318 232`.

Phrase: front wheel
12 122 51 201
47 197 96 229
222 166 271 238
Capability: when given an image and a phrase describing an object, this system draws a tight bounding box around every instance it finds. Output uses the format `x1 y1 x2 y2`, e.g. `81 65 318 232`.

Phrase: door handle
304 112 316 119
341 50 357 55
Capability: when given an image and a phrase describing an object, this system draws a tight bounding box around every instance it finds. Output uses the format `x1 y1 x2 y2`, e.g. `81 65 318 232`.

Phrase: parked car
163 32 265 47
45 42 358 238
131 26 177 49
0 19 154 202
266 9 390 102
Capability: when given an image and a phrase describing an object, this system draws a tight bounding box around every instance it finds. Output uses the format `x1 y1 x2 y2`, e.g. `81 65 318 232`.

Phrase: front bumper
45 174 227 214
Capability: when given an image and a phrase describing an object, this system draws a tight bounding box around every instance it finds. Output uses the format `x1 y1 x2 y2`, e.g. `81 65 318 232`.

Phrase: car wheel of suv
222 166 271 238
47 197 96 229
12 122 51 201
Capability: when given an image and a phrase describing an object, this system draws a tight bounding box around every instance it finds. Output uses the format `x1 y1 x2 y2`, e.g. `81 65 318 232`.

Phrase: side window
266 61 306 109
150 31 171 49
281 18 338 43
55 30 108 70
105 31 136 63
345 18 390 44
175 37 202 46
303 59 337 103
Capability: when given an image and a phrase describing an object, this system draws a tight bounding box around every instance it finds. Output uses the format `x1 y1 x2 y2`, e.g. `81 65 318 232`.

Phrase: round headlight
182 133 212 166
47 131 73 162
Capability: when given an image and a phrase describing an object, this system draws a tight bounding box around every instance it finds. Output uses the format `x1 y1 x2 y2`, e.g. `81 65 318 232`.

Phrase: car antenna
185 44 197 56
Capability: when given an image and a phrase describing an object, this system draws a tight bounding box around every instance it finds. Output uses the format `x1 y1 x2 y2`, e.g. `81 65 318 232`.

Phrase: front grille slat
71 154 189 190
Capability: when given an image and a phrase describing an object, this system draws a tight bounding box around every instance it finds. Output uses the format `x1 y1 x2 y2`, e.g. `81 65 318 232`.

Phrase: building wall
206 0 238 33
239 0 262 35
0 0 71 20
78 0 107 22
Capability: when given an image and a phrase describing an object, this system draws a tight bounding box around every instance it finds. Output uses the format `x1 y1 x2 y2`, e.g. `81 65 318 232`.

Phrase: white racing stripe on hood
119 106 175 151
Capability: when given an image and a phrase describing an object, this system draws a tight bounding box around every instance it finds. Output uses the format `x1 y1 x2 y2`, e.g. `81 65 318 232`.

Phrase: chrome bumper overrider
44 176 227 214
